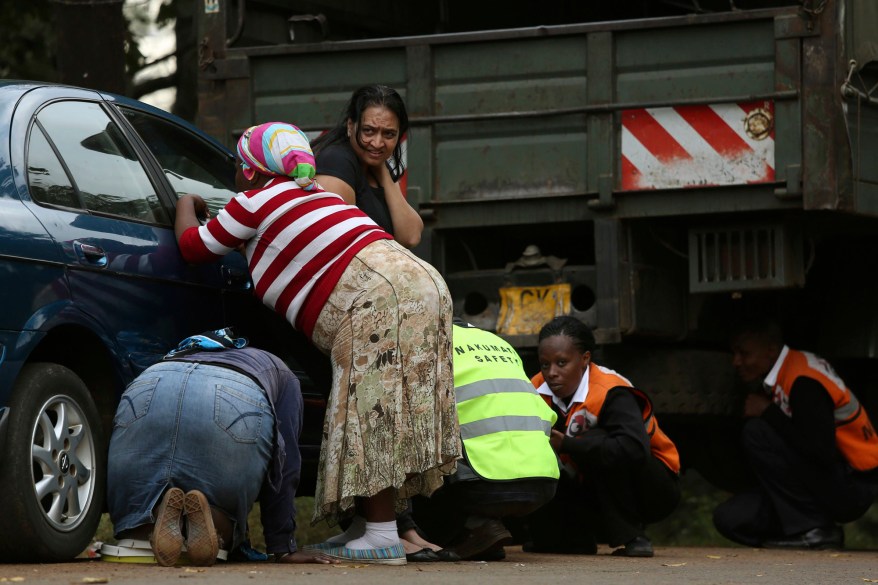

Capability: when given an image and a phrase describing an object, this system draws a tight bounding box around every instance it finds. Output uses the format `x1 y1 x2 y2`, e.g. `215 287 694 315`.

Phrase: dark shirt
315 142 395 235
174 348 303 554
555 388 651 471
761 376 839 468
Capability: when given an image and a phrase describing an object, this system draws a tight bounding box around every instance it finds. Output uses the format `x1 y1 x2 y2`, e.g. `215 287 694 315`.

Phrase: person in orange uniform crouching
713 319 878 549
523 316 680 557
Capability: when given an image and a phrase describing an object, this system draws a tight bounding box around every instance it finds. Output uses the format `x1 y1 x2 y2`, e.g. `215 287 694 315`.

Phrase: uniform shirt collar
763 345 790 390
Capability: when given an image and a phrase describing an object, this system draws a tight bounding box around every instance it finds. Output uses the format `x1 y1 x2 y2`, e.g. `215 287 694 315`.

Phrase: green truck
195 0 878 488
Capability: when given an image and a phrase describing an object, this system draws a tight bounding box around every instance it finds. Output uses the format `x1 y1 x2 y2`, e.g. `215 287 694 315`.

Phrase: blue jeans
107 361 274 549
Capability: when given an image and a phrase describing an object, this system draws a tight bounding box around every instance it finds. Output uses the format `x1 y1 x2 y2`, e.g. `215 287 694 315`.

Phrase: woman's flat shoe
183 490 219 566
150 487 185 567
406 548 440 562
434 548 462 562
322 543 407 565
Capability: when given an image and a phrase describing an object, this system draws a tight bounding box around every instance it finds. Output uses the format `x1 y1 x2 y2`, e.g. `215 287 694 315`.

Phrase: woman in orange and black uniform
524 316 680 557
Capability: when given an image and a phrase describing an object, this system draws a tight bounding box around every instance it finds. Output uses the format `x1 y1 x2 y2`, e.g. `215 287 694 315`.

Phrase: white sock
345 520 400 550
325 515 366 544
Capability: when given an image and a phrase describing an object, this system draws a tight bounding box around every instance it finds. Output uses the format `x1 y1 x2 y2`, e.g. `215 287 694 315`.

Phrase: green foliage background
0 1 57 81
0 0 152 91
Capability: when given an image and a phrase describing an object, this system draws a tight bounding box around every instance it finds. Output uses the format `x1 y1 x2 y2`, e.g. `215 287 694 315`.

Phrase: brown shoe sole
450 520 513 560
184 490 219 566
150 487 185 567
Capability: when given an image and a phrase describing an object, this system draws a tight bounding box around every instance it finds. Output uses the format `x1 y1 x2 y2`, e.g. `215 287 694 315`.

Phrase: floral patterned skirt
310 239 460 524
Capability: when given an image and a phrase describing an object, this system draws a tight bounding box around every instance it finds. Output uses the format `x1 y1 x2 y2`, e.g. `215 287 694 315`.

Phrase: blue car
0 81 328 562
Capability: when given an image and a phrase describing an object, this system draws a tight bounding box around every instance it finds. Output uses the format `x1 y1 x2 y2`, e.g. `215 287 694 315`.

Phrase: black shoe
434 548 462 562
763 526 844 550
468 544 506 561
611 535 654 558
449 518 513 560
406 548 441 562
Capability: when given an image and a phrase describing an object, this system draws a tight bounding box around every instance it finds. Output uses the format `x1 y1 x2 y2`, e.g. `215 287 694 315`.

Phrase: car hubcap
30 395 96 531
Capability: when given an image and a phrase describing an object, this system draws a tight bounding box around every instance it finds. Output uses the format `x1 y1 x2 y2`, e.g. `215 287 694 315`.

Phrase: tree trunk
52 0 126 94
172 0 198 122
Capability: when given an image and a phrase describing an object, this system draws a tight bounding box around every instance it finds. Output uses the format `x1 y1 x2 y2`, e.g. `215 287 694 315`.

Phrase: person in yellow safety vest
523 316 681 558
713 318 878 550
409 319 560 561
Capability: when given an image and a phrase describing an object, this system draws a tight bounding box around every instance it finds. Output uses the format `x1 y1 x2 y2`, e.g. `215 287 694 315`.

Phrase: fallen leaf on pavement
662 563 686 567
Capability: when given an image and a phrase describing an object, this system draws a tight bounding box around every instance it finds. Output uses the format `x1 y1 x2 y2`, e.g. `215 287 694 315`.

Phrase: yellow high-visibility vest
453 323 560 481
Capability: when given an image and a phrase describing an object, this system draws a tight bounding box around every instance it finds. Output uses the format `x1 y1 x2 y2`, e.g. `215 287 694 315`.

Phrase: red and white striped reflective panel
621 101 775 191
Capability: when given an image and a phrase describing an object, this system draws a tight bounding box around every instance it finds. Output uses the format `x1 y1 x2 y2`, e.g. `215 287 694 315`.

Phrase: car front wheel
0 363 106 562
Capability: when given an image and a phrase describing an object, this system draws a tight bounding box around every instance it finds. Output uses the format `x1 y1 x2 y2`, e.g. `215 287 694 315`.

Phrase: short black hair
538 316 596 354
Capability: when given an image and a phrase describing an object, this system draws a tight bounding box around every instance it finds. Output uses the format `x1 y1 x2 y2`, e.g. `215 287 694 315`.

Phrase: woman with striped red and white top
174 122 460 565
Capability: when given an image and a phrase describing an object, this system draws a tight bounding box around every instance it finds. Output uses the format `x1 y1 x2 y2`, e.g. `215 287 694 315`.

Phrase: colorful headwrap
237 122 317 190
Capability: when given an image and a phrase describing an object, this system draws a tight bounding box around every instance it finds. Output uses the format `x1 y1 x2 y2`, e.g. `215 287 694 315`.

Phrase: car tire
0 363 106 562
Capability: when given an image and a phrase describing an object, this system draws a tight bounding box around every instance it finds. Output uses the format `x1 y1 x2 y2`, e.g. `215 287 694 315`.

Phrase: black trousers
525 454 681 549
713 417 878 547
409 478 557 547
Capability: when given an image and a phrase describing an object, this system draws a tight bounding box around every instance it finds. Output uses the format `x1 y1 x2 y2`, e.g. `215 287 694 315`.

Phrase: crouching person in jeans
106 328 334 566
410 320 559 561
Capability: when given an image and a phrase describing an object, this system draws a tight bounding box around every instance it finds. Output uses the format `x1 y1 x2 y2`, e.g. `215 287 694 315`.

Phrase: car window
119 107 238 215
33 101 170 225
26 124 81 210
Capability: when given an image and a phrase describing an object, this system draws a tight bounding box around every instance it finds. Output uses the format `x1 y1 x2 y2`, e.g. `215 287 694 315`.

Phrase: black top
315 142 395 235
554 387 652 471
761 376 840 468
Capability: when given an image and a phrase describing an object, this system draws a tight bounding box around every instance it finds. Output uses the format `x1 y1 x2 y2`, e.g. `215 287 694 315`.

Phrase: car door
112 102 331 486
13 86 233 378
109 102 294 350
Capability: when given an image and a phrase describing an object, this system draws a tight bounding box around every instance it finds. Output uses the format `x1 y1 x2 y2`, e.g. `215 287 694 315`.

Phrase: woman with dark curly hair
312 85 423 249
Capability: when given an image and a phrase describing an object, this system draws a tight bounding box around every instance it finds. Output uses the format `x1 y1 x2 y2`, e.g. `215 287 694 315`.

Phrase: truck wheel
0 363 106 562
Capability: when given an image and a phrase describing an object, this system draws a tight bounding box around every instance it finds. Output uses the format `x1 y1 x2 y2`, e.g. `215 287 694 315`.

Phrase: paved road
2 546 877 585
